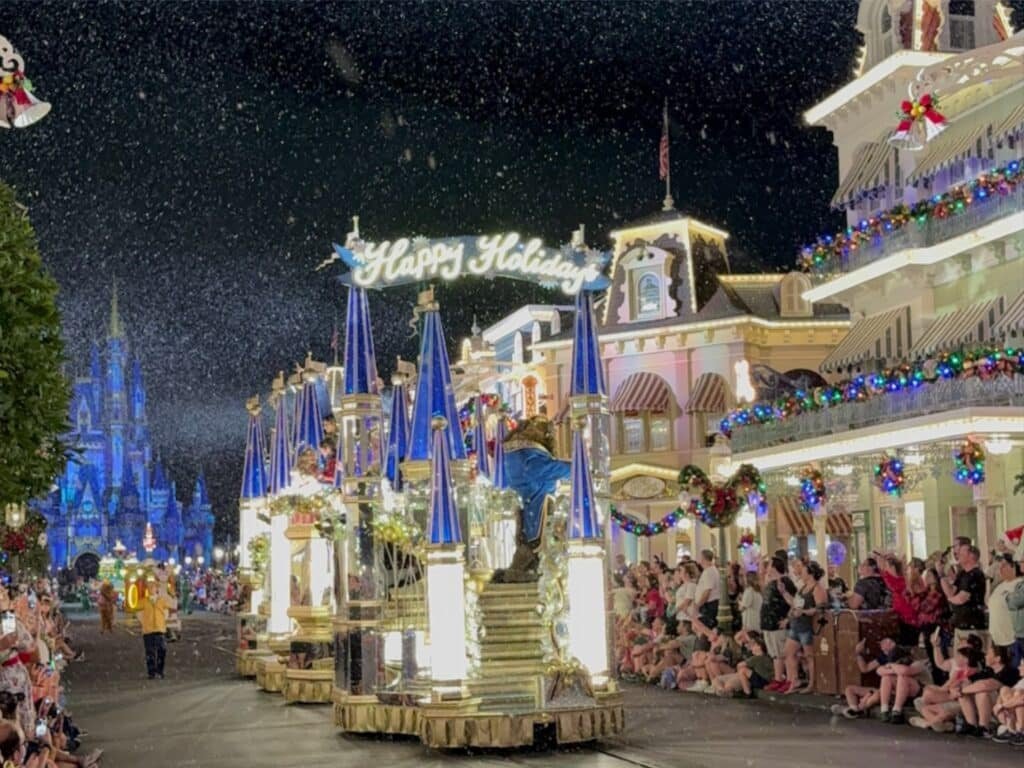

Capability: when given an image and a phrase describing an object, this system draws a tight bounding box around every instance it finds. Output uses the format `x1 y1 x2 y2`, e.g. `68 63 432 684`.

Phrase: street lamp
708 435 734 635
4 503 25 530
197 556 205 571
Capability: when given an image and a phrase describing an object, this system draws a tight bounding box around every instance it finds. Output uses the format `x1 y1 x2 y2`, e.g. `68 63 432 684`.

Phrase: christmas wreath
874 455 905 497
799 466 826 514
953 438 985 486
610 463 767 535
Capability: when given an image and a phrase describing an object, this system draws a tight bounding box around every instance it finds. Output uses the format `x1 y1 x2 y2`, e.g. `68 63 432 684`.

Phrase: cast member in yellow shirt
140 578 175 679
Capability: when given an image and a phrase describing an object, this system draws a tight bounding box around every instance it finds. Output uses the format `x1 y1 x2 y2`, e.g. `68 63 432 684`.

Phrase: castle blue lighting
472 395 490 479
427 419 462 546
407 302 466 462
343 286 379 396
570 289 606 397
384 376 410 491
240 405 269 500
568 426 601 540
36 284 213 572
269 393 292 495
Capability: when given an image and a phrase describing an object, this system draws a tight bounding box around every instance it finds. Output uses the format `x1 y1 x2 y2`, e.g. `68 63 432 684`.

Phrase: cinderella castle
37 285 214 576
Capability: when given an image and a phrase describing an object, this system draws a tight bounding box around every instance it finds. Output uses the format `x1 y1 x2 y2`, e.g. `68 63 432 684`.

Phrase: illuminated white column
426 548 468 690
567 540 609 685
268 513 291 635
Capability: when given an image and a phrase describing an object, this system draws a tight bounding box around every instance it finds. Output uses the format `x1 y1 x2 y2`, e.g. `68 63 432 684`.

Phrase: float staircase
470 581 545 712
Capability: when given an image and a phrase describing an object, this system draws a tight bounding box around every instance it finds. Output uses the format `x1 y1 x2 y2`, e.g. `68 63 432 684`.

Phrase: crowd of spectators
611 534 1024 746
0 578 101 767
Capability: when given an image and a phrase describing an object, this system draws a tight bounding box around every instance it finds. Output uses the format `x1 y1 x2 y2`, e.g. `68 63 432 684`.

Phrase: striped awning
820 305 913 373
909 296 1006 359
831 131 894 210
611 372 674 414
907 97 1024 186
684 373 728 414
774 496 853 538
994 291 1024 341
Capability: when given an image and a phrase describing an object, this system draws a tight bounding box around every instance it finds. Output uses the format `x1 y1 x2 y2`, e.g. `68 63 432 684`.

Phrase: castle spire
241 396 269 499
570 289 606 397
427 416 461 545
293 376 324 459
108 279 124 339
343 286 379 395
472 394 490 478
491 410 509 490
407 287 466 462
568 422 601 540
384 373 410 491
269 392 292 495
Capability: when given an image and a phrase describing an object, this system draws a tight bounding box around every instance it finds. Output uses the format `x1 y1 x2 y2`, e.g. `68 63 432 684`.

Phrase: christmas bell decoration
0 35 50 129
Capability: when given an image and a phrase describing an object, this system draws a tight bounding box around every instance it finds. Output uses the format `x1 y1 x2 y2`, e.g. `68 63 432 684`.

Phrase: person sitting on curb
909 646 986 733
832 636 911 720
991 655 1024 745
957 644 1021 738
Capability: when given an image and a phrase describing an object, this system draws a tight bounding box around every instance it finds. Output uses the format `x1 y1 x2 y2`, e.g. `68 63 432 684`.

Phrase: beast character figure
502 415 571 543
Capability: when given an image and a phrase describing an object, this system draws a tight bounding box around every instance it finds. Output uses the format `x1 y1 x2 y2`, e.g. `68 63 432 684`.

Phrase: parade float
239 220 623 746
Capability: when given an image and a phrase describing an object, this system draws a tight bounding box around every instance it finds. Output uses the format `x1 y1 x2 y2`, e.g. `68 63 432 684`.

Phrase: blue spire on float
269 394 292 495
294 378 324 458
384 375 411 491
407 293 466 462
491 413 509 490
473 395 490 479
240 403 269 499
568 425 601 539
343 286 379 396
427 417 461 546
570 289 606 397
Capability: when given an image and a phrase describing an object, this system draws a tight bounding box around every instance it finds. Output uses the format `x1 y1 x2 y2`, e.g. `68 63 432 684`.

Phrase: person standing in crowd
695 549 720 630
989 554 1022 657
762 556 796 692
942 544 988 647
781 559 827 694
848 557 889 610
879 555 918 646
613 553 629 582
739 572 763 633
1006 555 1024 669
139 577 175 679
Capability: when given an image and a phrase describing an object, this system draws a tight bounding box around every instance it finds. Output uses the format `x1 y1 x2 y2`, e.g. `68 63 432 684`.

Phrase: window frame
634 271 661 320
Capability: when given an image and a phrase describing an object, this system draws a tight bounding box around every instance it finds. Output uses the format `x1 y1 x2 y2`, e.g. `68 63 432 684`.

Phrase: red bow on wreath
889 92 946 150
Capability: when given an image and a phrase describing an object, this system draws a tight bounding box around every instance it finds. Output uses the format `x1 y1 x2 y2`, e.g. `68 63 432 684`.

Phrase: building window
512 331 524 365
636 273 660 318
622 415 644 453
949 0 975 49
77 401 91 433
649 414 670 451
904 500 927 559
779 273 812 317
522 375 538 418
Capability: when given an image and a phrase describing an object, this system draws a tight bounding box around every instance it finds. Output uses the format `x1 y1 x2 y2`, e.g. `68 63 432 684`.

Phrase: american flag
659 99 670 181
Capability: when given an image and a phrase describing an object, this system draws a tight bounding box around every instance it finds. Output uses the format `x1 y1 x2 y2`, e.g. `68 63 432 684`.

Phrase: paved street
63 612 1012 768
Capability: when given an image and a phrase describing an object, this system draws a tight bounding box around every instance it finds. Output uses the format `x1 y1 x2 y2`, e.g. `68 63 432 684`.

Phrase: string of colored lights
797 159 1021 273
718 346 1023 438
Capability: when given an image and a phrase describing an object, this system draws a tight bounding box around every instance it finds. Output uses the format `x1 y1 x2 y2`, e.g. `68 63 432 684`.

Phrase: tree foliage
0 180 70 504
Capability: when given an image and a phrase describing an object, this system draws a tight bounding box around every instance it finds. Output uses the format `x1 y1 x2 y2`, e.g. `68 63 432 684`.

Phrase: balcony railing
812 185 1023 279
729 375 1024 454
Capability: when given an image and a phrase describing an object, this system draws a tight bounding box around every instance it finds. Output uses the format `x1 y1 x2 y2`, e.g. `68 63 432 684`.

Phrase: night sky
6 1 1021 538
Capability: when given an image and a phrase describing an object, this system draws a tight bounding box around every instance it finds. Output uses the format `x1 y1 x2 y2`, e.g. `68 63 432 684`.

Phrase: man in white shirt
695 549 721 630
990 554 1022 651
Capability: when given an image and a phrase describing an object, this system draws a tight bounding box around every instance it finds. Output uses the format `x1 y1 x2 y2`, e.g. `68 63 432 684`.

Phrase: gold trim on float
332 699 625 748
283 668 334 704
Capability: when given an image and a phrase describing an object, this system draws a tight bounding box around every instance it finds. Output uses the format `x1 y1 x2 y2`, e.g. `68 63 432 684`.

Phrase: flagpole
663 98 674 211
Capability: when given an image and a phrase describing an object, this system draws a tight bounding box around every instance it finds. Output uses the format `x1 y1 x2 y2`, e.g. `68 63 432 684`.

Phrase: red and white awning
684 372 728 415
611 372 674 414
773 496 853 538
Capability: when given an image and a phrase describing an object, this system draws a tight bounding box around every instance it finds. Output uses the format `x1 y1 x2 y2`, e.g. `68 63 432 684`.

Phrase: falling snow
5 0 1023 534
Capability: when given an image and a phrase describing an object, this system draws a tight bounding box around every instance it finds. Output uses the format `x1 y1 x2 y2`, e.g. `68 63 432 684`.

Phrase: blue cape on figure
501 439 571 542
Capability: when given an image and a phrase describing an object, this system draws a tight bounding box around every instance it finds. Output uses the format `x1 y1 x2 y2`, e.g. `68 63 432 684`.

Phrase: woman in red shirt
644 575 666 620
